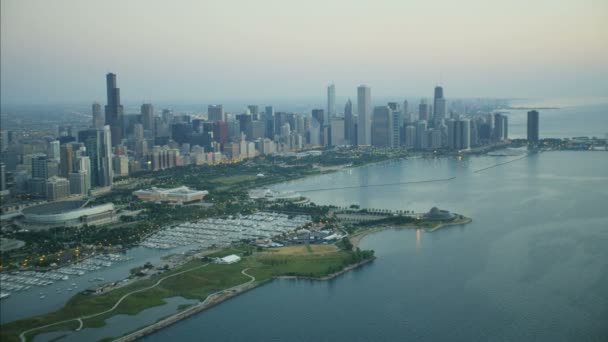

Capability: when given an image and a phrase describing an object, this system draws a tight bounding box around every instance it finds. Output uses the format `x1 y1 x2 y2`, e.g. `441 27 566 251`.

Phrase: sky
1 0 607 105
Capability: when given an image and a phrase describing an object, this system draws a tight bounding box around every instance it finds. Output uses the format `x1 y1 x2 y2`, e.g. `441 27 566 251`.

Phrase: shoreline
112 258 375 342
350 216 472 247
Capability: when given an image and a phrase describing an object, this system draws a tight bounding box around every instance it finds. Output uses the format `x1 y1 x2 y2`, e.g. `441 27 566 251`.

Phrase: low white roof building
217 254 241 264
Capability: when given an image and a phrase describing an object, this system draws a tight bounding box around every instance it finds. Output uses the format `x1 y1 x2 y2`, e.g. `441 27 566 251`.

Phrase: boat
40 295 45 299
0 292 10 300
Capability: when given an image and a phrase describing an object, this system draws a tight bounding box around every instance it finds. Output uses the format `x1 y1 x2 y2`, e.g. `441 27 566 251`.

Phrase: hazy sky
1 0 607 105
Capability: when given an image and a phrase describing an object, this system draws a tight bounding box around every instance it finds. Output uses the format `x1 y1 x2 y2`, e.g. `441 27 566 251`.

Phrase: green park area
1 241 374 342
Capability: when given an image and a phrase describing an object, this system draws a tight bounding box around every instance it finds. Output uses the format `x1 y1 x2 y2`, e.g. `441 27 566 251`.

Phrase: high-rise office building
78 125 113 188
69 170 89 196
344 99 355 144
387 103 402 147
141 103 154 131
404 125 416 148
265 106 275 138
92 102 104 128
208 105 225 122
327 84 336 122
371 106 393 148
357 85 371 145
46 176 70 200
455 119 471 150
312 109 325 145
415 120 428 149
104 73 124 146
433 86 446 125
59 143 74 177
247 105 259 121
419 99 430 121
48 140 60 162
402 100 410 122
330 118 345 146
32 155 49 179
527 110 539 143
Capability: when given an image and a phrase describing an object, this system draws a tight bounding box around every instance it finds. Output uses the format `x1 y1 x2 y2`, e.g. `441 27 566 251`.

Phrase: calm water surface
142 151 608 341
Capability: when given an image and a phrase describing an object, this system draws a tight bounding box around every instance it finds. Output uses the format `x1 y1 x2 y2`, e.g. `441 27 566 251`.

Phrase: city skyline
1 0 607 104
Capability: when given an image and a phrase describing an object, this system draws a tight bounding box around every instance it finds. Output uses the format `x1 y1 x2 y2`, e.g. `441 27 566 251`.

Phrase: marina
140 212 311 250
0 254 131 299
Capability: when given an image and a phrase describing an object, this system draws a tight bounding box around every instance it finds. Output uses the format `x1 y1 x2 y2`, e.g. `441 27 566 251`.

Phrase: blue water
142 151 608 341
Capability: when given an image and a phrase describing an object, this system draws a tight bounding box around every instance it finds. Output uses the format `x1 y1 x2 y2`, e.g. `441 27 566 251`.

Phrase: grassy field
265 244 338 255
1 246 368 342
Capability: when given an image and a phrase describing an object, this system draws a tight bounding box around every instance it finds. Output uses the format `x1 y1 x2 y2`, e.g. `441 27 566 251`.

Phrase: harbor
140 212 312 250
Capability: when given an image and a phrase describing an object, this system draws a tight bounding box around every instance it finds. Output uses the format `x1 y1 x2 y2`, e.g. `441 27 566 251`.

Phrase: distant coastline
502 106 560 110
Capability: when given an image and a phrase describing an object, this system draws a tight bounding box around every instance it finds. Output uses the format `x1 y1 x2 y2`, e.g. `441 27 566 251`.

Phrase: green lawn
1 248 371 342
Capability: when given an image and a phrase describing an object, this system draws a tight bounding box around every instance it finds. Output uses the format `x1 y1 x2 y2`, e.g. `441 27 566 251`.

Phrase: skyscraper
357 85 371 146
371 106 393 148
59 143 74 177
104 73 124 146
247 105 259 120
344 99 355 144
327 84 336 122
433 86 446 125
78 126 113 188
419 99 429 121
141 103 154 131
208 105 225 122
527 110 539 143
92 102 104 128
265 106 275 138
48 140 60 162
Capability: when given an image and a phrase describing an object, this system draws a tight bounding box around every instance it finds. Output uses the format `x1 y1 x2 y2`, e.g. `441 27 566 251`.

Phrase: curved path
113 268 256 342
19 263 211 342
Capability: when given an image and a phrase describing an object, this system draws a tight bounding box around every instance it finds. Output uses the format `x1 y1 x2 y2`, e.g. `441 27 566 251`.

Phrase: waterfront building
104 73 124 146
357 85 372 145
134 186 209 204
92 102 104 128
493 113 508 141
415 120 428 149
404 125 416 148
455 119 471 150
327 84 336 122
371 106 393 147
141 103 154 131
527 110 539 143
208 105 225 122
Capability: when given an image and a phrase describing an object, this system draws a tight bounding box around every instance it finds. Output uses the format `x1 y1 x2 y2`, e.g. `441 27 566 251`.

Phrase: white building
133 186 209 204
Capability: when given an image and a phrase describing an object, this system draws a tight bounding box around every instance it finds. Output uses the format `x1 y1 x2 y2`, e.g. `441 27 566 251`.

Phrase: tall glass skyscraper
104 73 124 146
357 85 371 146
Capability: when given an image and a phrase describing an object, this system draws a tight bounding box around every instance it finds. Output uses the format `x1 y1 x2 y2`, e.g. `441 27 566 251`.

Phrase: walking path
18 263 211 342
112 268 256 342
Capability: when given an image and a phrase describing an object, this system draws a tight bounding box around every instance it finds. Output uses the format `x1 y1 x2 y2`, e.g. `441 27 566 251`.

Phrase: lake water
142 151 608 341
